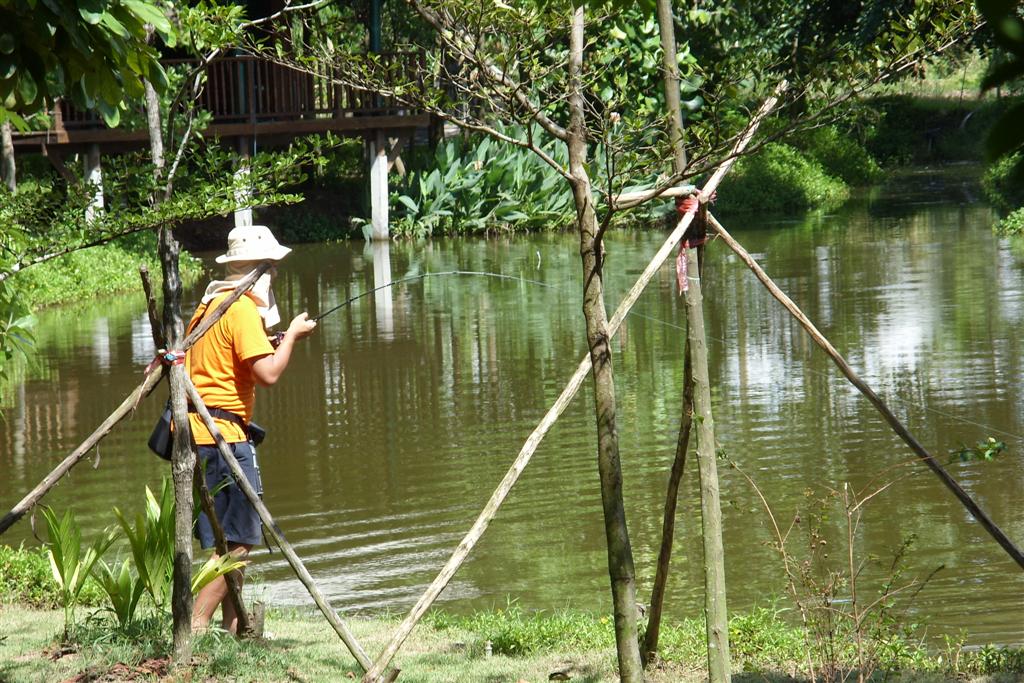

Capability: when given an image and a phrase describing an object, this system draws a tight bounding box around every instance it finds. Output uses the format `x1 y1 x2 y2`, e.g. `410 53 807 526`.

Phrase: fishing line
312 270 555 322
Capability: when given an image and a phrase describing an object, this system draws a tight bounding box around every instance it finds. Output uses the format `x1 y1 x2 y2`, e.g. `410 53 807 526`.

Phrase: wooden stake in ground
360 85 787 683
681 219 730 681
566 8 644 680
707 213 1024 570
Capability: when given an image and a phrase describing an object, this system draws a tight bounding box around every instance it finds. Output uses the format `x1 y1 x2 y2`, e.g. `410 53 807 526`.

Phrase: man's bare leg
192 543 252 633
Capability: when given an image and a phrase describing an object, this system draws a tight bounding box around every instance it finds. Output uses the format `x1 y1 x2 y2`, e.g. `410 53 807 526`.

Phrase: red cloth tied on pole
675 195 704 294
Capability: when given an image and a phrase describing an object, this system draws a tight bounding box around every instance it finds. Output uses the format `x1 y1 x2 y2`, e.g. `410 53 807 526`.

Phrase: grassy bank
3 544 1023 682
1 602 1022 683
13 231 204 309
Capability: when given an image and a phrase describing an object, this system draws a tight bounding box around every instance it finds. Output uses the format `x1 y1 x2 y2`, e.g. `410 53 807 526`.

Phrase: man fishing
188 224 316 633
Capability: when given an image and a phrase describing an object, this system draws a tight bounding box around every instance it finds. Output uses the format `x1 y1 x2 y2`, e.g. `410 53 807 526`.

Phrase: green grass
0 543 105 610
1 599 1022 683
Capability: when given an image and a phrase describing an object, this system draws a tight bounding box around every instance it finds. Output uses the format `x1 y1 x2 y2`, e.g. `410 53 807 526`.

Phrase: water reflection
369 240 394 340
1 191 1022 646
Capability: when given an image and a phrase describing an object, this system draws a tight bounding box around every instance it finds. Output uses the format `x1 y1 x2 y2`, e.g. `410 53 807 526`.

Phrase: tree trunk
567 6 644 682
1 120 15 192
146 75 194 668
683 239 731 682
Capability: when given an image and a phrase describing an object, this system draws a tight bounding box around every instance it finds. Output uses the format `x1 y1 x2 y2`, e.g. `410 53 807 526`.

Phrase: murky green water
2 173 1022 645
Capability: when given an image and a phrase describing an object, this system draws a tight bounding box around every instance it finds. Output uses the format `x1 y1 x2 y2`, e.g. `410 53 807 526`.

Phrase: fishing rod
311 270 555 323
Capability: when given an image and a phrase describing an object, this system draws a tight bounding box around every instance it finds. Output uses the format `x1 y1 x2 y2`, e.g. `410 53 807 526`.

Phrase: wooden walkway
12 52 432 154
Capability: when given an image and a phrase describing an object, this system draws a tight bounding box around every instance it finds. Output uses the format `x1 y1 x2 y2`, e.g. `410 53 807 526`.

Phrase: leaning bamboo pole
180 376 383 675
0 265 269 536
360 86 787 683
707 213 1024 570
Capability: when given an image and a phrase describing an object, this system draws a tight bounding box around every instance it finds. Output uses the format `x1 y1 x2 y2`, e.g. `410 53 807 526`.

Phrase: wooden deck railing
57 51 425 131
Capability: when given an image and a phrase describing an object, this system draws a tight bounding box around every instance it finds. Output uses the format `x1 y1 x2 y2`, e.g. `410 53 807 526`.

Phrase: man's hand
287 312 317 339
251 313 317 386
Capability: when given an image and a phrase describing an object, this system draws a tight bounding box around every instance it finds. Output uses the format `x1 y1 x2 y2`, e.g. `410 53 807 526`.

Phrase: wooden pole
361 84 788 683
1 120 15 192
707 213 1024 570
180 375 383 674
139 265 165 349
643 341 692 663
0 266 269 537
682 231 731 682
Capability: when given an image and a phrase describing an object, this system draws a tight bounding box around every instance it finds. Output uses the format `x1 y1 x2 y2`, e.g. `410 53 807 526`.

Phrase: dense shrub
716 142 849 213
864 95 1015 166
794 126 883 186
995 207 1024 235
15 231 202 309
982 153 1024 211
384 129 576 238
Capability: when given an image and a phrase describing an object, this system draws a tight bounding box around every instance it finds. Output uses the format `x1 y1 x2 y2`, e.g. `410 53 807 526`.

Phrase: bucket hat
215 225 292 264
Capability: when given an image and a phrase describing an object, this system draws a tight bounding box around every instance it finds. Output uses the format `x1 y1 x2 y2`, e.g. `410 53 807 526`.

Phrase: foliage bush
1 478 243 635
864 95 1015 166
382 129 576 238
983 153 1024 212
13 231 203 309
793 126 883 186
995 207 1024 236
271 201 359 244
716 142 849 214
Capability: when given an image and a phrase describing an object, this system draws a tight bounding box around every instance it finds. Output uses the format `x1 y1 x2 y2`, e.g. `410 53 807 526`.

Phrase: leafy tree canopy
0 0 174 127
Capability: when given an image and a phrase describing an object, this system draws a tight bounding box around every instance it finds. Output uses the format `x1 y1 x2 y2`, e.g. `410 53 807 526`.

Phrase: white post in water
371 240 394 339
234 136 253 228
369 130 389 240
84 143 104 223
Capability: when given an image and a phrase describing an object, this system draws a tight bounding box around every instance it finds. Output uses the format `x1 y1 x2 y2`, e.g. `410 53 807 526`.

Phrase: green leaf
77 0 106 24
16 72 37 105
0 34 15 55
122 0 170 35
0 56 16 80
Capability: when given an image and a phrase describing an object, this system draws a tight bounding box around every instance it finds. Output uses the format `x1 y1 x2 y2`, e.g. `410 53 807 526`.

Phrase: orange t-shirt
185 292 275 445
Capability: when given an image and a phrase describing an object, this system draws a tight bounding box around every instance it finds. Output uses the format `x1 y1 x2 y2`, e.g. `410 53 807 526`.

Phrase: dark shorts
195 441 263 549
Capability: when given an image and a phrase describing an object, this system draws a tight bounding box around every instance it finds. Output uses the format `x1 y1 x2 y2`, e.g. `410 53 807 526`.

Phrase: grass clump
426 602 615 656
794 125 884 186
995 207 1024 235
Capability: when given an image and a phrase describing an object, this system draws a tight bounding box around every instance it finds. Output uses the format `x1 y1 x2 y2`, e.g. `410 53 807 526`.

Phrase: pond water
2 170 1022 646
